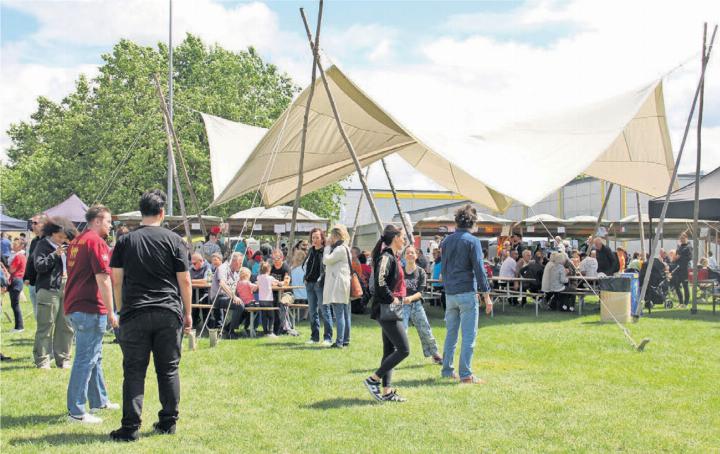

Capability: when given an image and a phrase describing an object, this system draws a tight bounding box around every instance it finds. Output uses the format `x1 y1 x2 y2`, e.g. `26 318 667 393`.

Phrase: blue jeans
442 292 479 379
67 312 109 416
306 282 333 342
29 284 38 319
403 301 439 357
331 303 350 346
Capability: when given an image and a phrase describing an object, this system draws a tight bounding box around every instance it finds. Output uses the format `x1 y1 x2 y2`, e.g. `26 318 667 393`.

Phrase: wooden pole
691 23 708 314
300 8 383 234
381 158 414 245
154 79 191 242
152 74 207 237
288 1 323 253
594 182 614 235
350 167 371 246
637 24 717 317
636 192 646 258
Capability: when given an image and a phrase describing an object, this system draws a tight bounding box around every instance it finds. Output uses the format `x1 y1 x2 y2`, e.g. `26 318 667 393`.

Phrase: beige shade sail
204 65 675 212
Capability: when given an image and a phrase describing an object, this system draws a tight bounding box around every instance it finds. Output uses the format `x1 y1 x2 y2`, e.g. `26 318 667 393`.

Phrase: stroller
640 259 671 310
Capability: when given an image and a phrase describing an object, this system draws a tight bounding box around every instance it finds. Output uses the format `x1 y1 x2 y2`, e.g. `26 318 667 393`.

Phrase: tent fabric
204 65 675 212
0 211 28 231
647 166 720 221
228 206 326 222
44 194 88 223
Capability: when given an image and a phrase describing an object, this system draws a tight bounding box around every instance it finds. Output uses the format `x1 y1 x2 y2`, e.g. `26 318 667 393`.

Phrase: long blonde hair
291 250 307 268
329 224 350 243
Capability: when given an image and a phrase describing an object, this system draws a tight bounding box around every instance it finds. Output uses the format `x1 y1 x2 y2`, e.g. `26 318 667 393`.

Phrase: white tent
228 206 325 222
203 65 675 213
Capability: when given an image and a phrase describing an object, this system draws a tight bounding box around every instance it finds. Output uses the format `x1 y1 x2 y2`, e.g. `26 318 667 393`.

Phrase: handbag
345 247 363 299
379 300 404 321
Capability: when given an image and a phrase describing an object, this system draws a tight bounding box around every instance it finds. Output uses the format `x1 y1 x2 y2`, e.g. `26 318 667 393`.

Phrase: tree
1 34 344 221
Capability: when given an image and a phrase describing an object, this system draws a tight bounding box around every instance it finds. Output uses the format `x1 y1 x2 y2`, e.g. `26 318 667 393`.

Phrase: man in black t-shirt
109 190 191 442
269 249 291 334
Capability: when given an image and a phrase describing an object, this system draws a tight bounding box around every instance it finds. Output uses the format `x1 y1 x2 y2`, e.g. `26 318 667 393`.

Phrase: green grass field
1 297 718 453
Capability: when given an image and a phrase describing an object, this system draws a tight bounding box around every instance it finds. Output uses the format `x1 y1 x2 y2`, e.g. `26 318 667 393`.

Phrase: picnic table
567 276 600 315
245 306 280 338
489 276 538 317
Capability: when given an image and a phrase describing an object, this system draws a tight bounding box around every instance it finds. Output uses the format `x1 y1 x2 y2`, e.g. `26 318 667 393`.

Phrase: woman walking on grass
402 246 443 365
364 225 410 403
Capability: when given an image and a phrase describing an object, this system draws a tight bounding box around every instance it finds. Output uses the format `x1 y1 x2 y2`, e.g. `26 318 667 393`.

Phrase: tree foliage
1 34 345 221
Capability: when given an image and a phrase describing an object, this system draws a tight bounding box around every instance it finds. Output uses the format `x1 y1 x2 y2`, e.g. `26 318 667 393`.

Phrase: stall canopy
0 208 27 231
203 65 676 213
648 165 720 221
226 206 329 235
44 194 88 224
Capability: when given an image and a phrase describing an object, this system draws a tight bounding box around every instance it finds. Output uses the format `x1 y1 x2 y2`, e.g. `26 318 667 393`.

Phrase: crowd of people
3 189 720 438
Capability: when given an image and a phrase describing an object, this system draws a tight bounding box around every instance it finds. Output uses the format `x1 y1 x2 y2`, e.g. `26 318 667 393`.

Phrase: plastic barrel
599 276 632 323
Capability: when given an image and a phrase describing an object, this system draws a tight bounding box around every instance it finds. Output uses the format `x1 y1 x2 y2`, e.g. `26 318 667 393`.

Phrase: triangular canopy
0 208 28 231
229 206 326 222
43 194 88 223
648 166 720 221
204 65 675 212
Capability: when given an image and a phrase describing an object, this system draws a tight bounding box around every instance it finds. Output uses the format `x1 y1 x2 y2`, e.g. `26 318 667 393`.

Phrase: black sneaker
330 343 343 349
110 427 139 442
364 377 383 401
152 421 176 435
382 390 407 402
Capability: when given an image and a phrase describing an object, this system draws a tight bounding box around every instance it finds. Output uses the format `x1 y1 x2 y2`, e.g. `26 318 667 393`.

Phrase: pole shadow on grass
302 398 376 409
7 338 34 346
10 432 113 447
1 414 67 429
392 377 455 388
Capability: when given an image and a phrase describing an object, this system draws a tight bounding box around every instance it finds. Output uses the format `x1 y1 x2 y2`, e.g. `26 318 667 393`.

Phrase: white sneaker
68 413 103 424
90 402 120 413
322 340 332 347
9 328 25 334
305 340 318 344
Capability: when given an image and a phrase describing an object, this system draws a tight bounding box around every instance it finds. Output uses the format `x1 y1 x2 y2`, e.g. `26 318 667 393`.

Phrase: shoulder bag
344 246 363 299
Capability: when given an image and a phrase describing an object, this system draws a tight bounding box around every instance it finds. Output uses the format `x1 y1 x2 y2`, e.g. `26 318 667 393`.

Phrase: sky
1 0 719 192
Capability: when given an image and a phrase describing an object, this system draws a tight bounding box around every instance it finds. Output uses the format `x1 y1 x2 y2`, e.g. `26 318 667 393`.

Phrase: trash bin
620 272 639 315
599 276 632 323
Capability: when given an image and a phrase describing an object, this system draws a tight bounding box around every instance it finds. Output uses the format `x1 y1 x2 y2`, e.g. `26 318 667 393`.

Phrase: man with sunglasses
23 214 48 319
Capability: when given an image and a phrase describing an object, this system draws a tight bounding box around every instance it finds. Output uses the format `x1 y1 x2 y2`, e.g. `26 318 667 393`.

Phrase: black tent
648 165 720 221
0 209 28 232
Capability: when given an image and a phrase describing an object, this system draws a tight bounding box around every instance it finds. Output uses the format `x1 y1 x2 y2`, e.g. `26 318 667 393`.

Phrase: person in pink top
256 262 280 337
236 268 258 336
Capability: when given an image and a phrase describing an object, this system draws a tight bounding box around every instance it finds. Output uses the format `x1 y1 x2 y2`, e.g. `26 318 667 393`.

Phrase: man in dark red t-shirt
64 205 119 424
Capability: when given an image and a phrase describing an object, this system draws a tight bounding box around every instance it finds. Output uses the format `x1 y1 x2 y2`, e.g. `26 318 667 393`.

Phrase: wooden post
691 23 708 314
154 77 191 242
152 74 207 237
288 1 324 252
300 9 383 234
638 24 716 316
636 192 646 258
350 167 371 246
381 158 413 245
594 182 614 235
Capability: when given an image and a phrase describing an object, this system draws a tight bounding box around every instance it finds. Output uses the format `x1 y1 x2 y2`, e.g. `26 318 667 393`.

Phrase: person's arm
111 267 124 313
375 254 396 304
177 270 192 332
34 243 59 274
470 240 493 314
96 273 117 328
9 256 19 275
322 246 344 266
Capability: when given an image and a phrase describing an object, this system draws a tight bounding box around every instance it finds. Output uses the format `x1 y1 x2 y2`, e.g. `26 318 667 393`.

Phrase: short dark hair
42 216 78 241
85 204 111 223
454 204 477 229
139 189 167 217
358 253 367 265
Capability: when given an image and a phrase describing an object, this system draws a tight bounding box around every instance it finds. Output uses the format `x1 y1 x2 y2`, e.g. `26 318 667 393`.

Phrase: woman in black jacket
364 225 410 403
673 232 692 308
32 216 77 369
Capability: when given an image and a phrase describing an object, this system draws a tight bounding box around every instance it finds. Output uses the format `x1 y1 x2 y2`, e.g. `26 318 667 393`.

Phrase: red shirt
236 280 257 304
392 258 407 298
10 253 27 279
64 230 111 314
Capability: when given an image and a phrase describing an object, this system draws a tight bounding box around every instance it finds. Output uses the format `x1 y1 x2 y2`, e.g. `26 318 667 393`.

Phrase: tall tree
1 34 344 221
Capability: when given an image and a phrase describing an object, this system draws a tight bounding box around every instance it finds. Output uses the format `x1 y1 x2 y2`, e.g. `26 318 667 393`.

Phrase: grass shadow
349 363 427 374
9 432 114 446
6 338 34 346
302 398 376 409
392 377 455 388
1 414 67 429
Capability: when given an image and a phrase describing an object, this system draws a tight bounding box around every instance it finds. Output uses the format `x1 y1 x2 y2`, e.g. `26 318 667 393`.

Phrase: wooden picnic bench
245 306 280 338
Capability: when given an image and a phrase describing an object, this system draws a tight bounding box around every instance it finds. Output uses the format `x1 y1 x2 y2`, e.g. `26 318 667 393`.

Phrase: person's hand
233 297 242 306
183 315 193 334
393 297 400 306
55 245 67 256
108 314 119 329
483 294 493 315
402 297 412 305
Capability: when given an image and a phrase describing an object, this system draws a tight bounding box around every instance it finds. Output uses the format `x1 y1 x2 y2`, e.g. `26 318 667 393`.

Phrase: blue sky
1 0 719 187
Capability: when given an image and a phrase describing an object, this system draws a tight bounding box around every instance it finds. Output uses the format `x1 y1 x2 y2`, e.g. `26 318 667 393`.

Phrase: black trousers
375 319 410 388
212 294 244 332
672 279 690 305
8 278 24 330
119 309 183 430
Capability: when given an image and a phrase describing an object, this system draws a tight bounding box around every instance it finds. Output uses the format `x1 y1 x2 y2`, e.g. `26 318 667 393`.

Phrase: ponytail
371 224 403 264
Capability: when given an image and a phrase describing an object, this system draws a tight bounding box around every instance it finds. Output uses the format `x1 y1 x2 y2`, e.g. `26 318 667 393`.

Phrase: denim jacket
440 229 491 295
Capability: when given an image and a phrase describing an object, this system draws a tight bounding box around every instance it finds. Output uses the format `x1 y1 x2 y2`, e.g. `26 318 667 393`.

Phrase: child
290 250 307 323
236 267 258 336
256 262 279 337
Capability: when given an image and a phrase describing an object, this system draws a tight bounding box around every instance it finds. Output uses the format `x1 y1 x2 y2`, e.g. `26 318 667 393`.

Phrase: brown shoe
431 354 443 365
460 375 486 385
442 372 459 380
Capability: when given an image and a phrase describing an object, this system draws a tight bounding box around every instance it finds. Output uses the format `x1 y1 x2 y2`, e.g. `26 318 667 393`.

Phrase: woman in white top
542 252 575 311
323 225 352 348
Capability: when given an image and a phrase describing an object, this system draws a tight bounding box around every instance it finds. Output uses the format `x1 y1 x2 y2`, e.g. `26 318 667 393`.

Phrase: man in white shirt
499 250 518 278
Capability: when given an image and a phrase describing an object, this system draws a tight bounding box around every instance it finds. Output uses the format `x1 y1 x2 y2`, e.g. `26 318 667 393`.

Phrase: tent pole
381 158 414 245
153 74 207 237
167 0 174 217
289 2 324 254
594 182 614 235
300 9 383 234
636 192 646 258
637 24 717 317
350 167 371 246
159 95 191 243
691 23 708 315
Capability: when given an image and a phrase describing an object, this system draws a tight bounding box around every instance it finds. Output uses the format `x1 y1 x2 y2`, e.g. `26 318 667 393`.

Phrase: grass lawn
1 297 719 453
